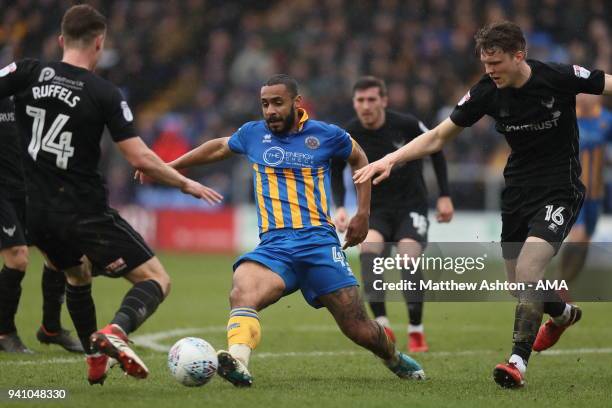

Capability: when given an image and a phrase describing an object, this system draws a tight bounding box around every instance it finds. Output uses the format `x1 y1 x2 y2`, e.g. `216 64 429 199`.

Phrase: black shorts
26 206 154 277
369 206 429 244
0 193 27 250
500 184 585 259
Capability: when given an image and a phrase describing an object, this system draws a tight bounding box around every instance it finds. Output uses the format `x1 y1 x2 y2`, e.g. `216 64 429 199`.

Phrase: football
167 337 218 387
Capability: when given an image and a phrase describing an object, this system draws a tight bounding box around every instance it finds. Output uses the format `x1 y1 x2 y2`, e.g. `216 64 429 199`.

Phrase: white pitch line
2 326 612 367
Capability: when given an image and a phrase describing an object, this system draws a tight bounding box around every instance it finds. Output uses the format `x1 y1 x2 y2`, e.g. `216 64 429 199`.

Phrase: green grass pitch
1 251 611 407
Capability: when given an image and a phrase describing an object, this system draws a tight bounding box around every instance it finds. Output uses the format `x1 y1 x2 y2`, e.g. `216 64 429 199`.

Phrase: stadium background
1 0 611 253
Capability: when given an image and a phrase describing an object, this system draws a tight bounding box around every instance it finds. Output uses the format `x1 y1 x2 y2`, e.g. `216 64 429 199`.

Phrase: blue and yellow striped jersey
228 110 353 234
577 107 612 200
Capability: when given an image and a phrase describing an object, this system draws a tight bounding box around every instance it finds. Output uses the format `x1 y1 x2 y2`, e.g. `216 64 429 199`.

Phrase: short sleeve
104 87 137 142
330 125 353 160
548 63 605 95
0 59 39 99
228 124 248 155
450 79 489 128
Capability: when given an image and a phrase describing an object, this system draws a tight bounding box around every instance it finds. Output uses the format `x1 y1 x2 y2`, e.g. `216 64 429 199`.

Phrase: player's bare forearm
128 148 192 189
388 118 463 167
170 137 233 169
603 73 612 95
347 140 370 216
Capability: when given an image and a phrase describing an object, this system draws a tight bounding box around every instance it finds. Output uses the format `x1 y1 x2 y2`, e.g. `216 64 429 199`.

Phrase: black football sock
360 253 386 318
511 288 543 364
401 266 424 325
41 265 66 332
111 280 164 335
66 282 97 353
0 265 25 334
542 289 566 318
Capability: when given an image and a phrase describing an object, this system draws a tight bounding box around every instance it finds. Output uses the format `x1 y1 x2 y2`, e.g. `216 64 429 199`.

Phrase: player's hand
334 207 349 233
353 155 394 185
180 179 224 204
436 196 454 223
343 212 369 249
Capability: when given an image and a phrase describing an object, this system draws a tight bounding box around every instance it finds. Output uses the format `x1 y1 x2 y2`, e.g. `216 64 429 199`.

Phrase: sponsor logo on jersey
541 96 555 109
263 146 285 166
457 90 470 106
262 146 314 167
120 101 134 122
547 223 558 233
38 67 56 82
500 111 561 132
0 62 17 78
2 225 16 237
262 134 272 143
305 136 320 150
573 65 591 79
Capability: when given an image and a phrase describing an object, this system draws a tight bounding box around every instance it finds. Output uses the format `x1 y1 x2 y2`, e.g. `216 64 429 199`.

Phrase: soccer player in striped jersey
558 94 612 287
164 74 426 386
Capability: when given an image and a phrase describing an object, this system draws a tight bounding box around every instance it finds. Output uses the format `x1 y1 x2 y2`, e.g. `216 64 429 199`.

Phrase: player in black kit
0 96 82 354
332 77 453 352
0 5 222 384
354 21 612 388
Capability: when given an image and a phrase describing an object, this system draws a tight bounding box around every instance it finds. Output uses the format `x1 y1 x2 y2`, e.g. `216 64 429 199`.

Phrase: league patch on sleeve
120 101 134 122
573 65 591 79
0 62 17 78
457 90 471 106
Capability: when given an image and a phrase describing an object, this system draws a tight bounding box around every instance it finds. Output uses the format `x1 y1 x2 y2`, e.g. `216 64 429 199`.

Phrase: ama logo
38 67 55 83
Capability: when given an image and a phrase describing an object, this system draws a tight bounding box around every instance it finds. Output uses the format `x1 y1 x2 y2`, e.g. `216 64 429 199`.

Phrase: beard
267 104 296 134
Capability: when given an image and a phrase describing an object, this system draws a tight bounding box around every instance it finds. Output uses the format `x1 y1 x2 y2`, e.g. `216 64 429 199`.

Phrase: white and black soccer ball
168 337 218 387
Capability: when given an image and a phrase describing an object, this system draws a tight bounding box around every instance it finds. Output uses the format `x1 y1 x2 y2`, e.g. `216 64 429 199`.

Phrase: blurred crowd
1 0 610 209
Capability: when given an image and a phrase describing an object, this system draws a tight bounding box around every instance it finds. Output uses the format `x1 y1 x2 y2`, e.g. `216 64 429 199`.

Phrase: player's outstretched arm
343 139 370 249
353 118 463 185
118 137 223 204
169 137 234 169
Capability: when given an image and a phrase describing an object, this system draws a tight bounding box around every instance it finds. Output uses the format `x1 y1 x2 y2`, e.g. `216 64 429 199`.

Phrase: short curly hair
475 21 526 55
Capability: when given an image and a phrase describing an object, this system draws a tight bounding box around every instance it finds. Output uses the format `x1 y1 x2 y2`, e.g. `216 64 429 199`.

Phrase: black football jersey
332 110 449 210
0 59 137 212
0 97 24 196
450 60 605 187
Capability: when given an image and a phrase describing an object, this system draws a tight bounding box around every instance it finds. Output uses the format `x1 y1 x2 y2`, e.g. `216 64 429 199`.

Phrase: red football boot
493 362 525 388
87 353 114 385
408 332 429 353
90 324 149 379
533 305 582 352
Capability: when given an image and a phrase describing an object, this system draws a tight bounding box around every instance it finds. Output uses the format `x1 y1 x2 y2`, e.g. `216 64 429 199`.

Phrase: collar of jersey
297 108 309 131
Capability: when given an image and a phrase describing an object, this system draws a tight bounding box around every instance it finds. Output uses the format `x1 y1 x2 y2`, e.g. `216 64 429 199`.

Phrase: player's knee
64 263 92 286
2 246 29 271
229 285 253 308
127 257 171 297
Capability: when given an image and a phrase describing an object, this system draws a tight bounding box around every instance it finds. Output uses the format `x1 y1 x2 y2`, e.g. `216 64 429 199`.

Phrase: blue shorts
233 226 357 308
574 199 602 237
